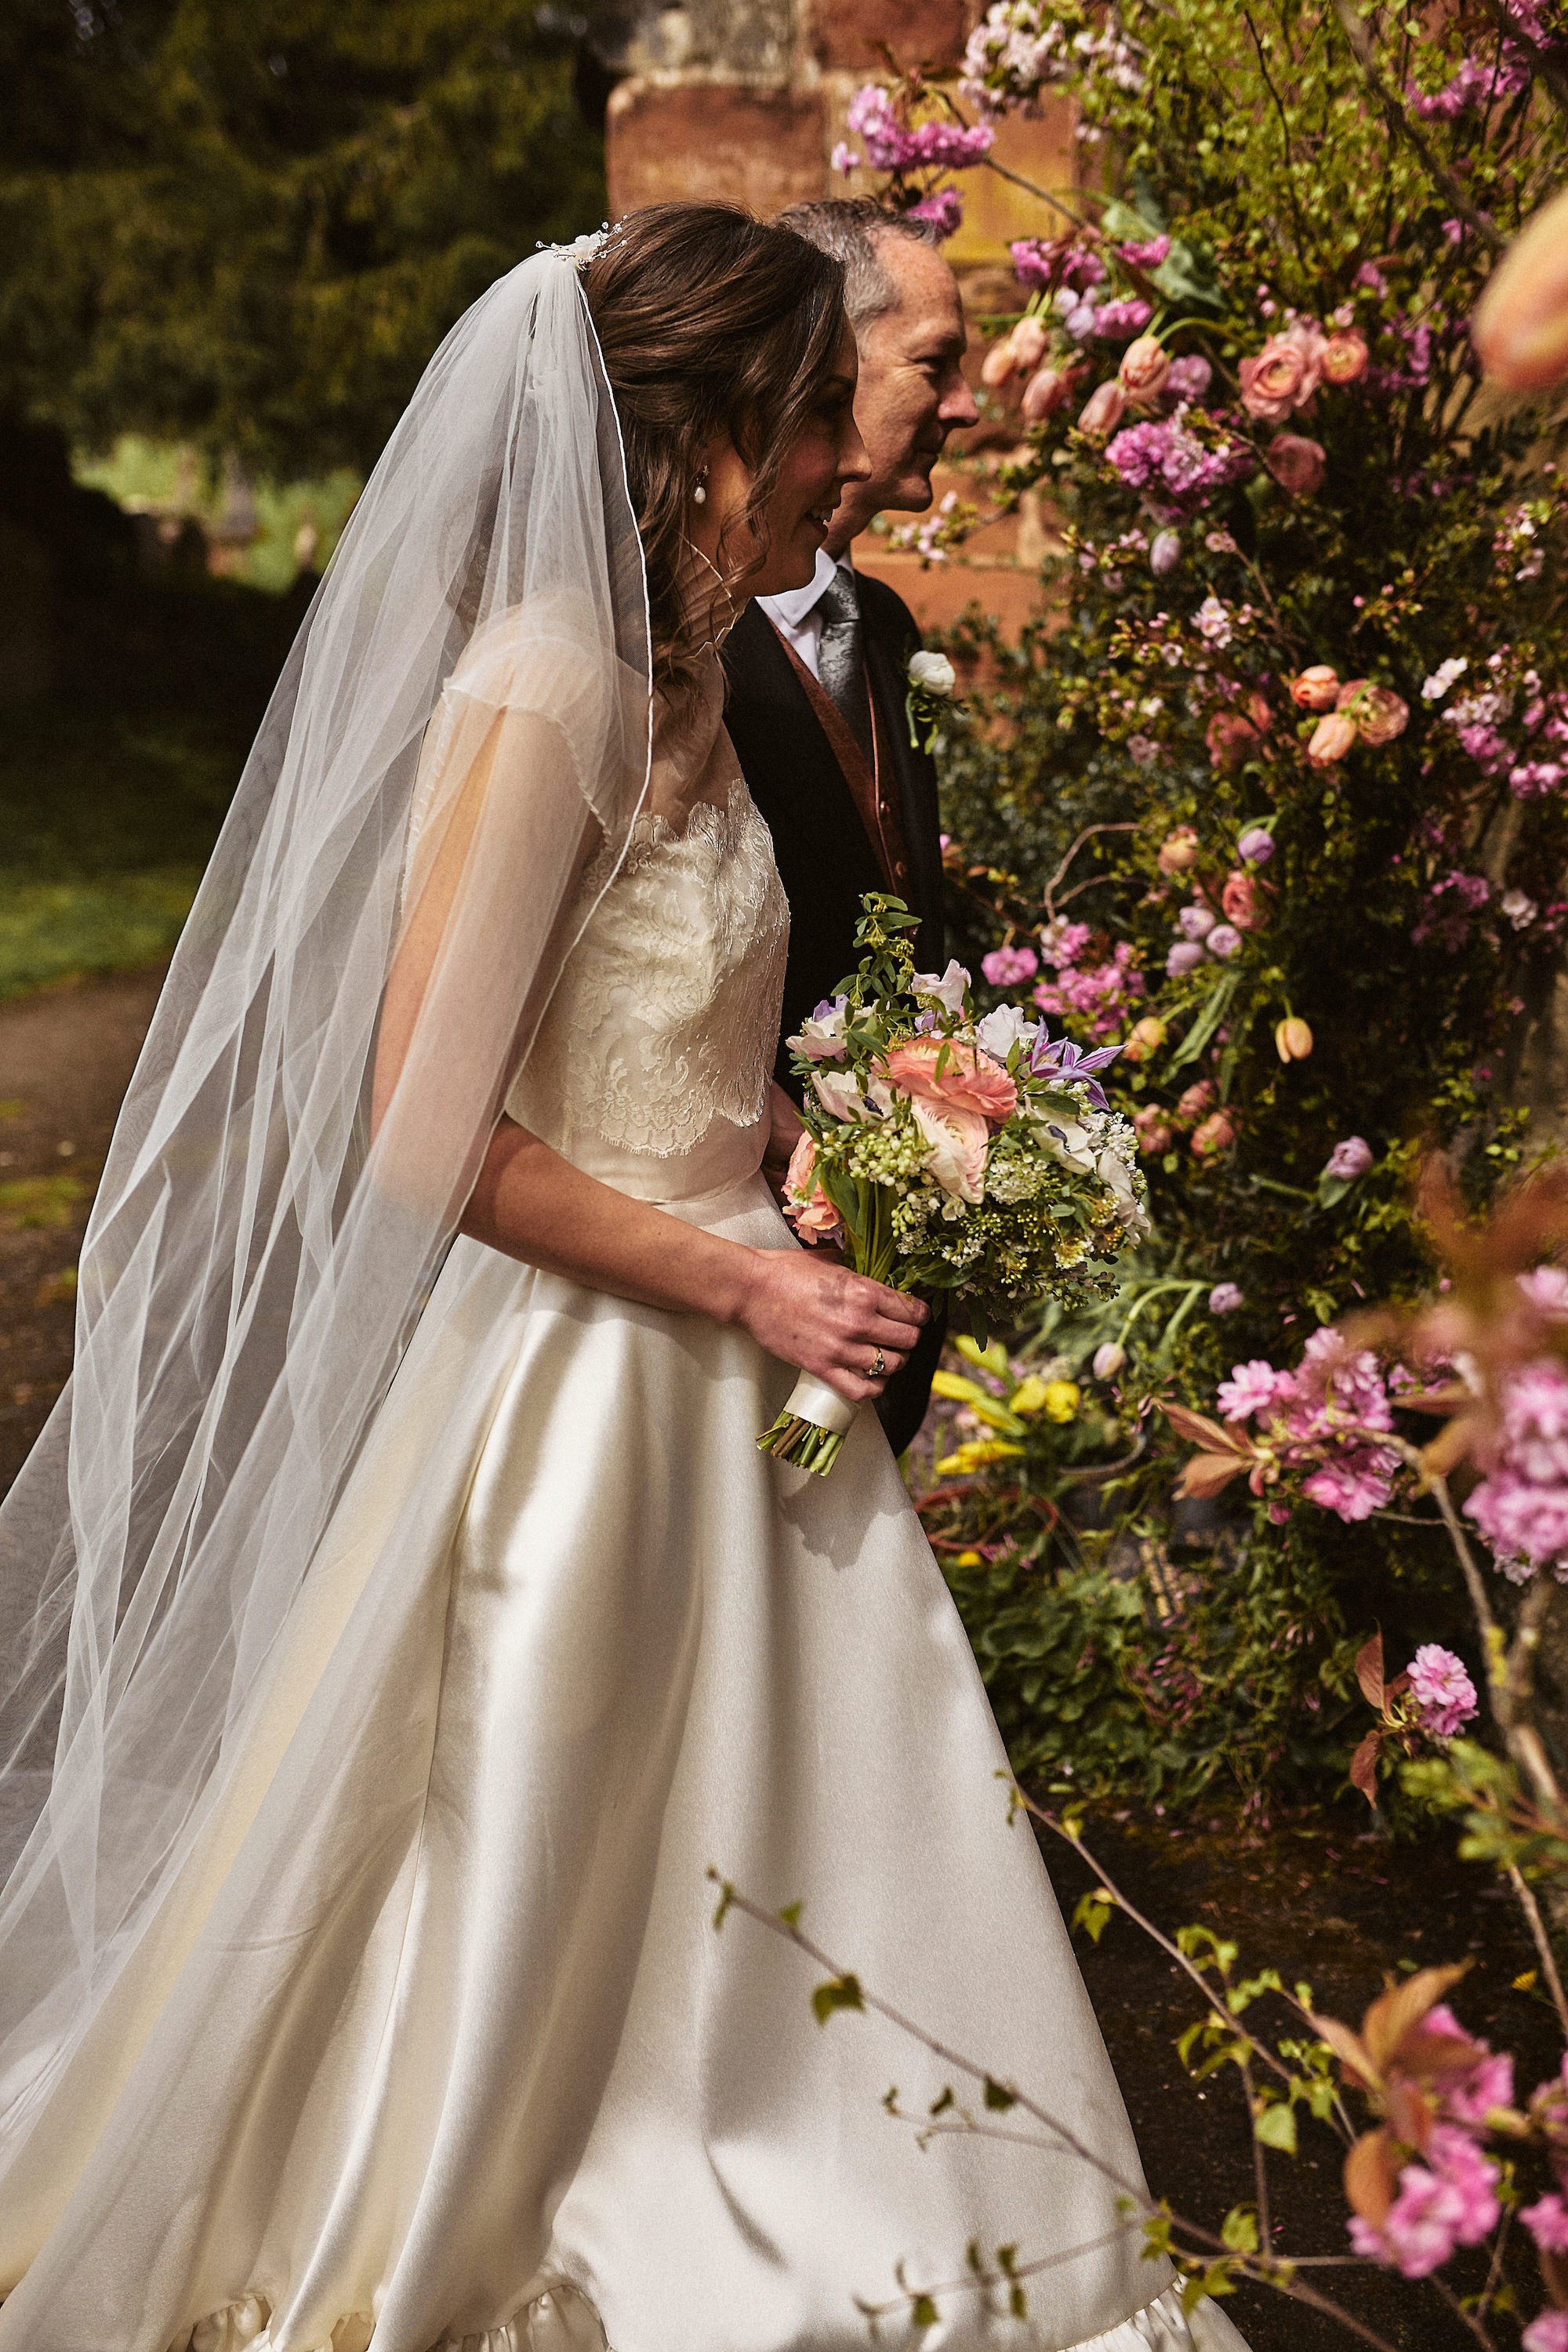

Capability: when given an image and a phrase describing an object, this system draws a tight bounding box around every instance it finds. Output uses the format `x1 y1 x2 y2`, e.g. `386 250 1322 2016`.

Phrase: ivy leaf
1254 2100 1298 2156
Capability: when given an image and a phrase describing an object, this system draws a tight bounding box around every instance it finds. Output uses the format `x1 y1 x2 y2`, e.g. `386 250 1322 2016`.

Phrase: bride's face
696 325 869 601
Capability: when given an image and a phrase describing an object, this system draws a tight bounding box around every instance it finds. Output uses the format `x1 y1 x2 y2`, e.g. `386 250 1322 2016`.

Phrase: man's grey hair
774 198 942 331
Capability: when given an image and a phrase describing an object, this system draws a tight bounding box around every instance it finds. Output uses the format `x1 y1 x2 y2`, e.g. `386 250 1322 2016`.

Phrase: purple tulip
1237 826 1275 865
1206 924 1243 958
1166 939 1206 977
1323 1136 1374 1181
1178 904 1215 941
1149 528 1182 575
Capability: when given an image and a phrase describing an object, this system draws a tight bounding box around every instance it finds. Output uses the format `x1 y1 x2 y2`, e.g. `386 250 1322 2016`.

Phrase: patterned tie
815 562 875 765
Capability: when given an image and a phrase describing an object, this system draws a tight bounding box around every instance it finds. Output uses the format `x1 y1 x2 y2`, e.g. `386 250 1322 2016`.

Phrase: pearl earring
692 470 708 506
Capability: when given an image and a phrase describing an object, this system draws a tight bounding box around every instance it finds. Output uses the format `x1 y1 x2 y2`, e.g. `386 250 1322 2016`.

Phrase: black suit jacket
724 571 946 1457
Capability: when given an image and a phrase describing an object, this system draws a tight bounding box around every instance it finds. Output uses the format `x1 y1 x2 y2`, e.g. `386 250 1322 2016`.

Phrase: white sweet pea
786 994 850 1062
912 959 971 1014
811 1067 869 1121
975 1002 1040 1062
908 649 956 698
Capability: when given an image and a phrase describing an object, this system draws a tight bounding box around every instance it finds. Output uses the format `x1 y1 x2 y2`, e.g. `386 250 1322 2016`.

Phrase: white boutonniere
906 648 960 754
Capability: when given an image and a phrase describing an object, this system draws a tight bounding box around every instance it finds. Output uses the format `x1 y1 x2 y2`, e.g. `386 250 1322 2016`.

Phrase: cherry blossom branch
1505 1859 1568 2039
1327 0 1504 252
1042 822 1138 918
710 1871 1406 2350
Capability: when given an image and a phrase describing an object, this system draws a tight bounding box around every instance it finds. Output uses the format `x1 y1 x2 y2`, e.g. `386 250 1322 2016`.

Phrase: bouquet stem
757 1371 859 1477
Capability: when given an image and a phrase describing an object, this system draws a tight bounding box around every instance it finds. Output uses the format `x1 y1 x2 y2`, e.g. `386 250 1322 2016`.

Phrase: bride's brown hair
583 202 848 684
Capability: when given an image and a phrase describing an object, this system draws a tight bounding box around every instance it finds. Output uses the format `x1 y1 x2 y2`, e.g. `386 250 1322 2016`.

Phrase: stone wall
586 0 1072 630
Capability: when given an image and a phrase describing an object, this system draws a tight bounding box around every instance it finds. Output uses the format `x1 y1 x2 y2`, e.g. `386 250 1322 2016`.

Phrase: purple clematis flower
1031 1034 1123 1110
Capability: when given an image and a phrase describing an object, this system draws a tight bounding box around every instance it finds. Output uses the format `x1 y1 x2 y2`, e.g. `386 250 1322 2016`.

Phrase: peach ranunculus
1191 1109 1237 1159
1322 330 1369 385
1118 334 1171 408
1308 710 1358 764
882 1036 1018 1126
1238 321 1323 422
1337 679 1409 746
1290 663 1341 711
782 1131 844 1245
909 1096 989 1204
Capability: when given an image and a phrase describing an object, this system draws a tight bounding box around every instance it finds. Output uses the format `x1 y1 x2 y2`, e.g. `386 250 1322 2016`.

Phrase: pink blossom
1118 234 1171 268
906 188 964 238
1523 2315 1568 2352
1523 2192 1568 2249
1467 1356 1568 1578
1164 353 1212 405
1512 760 1567 799
1094 296 1154 339
1038 917 1092 968
829 140 860 176
1348 2128 1500 2276
1406 1645 1479 1738
1033 941 1145 1038
982 942 1040 986
1208 1283 1246 1317
1521 1266 1568 1315
1301 1455 1396 1521
1010 238 1105 296
844 85 995 172
1422 2008 1514 2125
1127 732 1160 764
1218 1359 1281 1421
1105 416 1254 507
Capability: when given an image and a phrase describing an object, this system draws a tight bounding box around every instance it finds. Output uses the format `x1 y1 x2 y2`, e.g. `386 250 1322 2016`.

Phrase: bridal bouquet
758 895 1149 1475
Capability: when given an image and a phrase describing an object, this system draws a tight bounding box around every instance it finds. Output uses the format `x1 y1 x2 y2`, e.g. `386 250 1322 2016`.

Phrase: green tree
0 0 604 474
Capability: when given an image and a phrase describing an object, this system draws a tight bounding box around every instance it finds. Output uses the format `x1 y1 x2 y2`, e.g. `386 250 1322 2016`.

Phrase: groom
723 199 978 1454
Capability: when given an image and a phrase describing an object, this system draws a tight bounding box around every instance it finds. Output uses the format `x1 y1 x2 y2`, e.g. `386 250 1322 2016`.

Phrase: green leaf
777 1899 803 1928
983 2074 1019 2111
811 1973 865 2025
1221 2205 1260 2255
1254 2100 1298 2155
910 2292 939 2328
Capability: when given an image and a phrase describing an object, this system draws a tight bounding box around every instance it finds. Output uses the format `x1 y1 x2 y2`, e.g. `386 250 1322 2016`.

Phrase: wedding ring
869 1348 887 1380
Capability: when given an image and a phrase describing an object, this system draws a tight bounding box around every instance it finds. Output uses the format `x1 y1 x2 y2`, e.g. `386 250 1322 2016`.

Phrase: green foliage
1 0 604 471
891 0 1568 1806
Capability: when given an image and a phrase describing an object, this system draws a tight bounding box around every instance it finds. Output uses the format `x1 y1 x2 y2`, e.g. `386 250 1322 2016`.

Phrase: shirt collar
757 546 841 630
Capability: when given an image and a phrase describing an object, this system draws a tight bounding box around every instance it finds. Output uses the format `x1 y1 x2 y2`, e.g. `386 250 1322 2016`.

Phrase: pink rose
782 1132 844 1246
1118 333 1171 407
1132 1106 1173 1154
1077 379 1127 437
1308 710 1358 764
1265 432 1327 496
1221 869 1261 928
883 1036 1018 1127
1322 329 1369 384
1290 664 1341 711
1176 1080 1215 1123
909 1097 989 1203
1337 679 1409 745
1238 321 1323 421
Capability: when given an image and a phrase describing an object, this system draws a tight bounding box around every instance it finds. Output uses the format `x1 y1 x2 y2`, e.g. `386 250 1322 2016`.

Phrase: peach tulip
1275 1015 1313 1062
1077 379 1127 437
1156 824 1200 874
1290 664 1341 712
1119 333 1171 407
1308 710 1358 764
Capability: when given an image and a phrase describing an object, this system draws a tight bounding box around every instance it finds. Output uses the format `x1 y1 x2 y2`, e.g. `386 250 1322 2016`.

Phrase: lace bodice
506 750 789 1203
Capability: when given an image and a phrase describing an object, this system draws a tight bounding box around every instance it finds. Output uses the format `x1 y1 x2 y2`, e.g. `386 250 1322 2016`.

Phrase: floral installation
760 894 1146 1474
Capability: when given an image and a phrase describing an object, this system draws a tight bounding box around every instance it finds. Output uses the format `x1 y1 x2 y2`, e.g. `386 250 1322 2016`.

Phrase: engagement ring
869 1348 886 1379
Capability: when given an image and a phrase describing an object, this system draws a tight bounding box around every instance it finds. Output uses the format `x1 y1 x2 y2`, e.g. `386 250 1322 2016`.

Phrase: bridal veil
0 237 652 2164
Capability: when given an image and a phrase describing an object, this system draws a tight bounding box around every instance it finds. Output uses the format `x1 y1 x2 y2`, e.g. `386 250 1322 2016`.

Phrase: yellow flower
1008 1374 1051 1417
935 1439 1025 1476
954 1548 983 1567
1043 1380 1081 1424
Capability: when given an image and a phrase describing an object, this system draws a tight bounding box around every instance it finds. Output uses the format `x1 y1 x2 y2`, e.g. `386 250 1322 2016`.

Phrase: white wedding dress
0 676 1245 2352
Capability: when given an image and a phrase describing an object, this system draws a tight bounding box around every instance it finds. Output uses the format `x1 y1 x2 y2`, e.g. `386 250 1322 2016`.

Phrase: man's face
827 237 979 554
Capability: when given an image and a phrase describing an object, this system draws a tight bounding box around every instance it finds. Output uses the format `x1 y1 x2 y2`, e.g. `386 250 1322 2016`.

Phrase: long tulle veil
0 236 652 2165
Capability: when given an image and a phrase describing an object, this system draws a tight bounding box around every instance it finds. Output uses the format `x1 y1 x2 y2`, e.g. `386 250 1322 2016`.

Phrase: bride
0 205 1244 2352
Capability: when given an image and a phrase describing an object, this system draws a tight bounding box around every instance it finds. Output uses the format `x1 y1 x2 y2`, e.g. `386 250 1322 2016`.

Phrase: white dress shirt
755 547 840 681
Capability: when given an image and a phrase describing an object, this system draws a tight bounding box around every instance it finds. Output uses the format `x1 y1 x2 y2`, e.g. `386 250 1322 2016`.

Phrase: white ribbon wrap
780 1372 858 1437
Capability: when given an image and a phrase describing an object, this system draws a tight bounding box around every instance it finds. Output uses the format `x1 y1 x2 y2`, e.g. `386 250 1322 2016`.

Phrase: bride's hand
739 1250 927 1404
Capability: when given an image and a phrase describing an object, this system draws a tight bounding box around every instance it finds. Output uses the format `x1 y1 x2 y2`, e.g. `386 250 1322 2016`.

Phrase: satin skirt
0 1174 1246 2352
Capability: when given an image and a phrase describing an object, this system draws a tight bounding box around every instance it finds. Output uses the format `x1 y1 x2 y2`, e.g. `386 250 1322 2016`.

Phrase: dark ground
0 967 1542 2352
